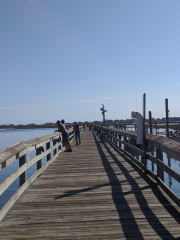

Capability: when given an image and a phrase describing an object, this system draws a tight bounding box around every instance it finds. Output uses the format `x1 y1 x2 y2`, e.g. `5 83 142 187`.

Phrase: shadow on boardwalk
92 131 180 240
54 130 180 239
54 183 111 200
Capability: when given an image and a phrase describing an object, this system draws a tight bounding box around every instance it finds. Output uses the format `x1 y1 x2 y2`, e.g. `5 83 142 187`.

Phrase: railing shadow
92 131 180 240
54 183 110 200
54 176 142 200
108 141 180 226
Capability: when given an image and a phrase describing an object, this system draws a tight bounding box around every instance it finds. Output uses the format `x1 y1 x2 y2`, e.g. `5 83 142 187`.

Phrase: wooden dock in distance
0 129 180 239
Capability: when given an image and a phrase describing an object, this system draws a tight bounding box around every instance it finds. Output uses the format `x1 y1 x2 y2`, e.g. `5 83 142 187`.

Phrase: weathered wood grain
0 129 180 239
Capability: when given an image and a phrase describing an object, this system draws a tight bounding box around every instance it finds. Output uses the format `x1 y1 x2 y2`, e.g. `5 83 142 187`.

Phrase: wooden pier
0 129 180 239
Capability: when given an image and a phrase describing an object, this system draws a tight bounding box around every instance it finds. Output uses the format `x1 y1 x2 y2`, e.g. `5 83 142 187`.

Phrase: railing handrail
0 127 76 170
95 125 180 207
96 125 180 161
0 126 84 222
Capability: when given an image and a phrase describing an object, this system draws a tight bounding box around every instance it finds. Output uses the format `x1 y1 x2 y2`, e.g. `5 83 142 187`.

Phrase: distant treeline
0 125 58 129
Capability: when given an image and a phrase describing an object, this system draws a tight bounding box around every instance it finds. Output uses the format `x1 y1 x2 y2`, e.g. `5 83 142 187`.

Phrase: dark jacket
73 123 80 133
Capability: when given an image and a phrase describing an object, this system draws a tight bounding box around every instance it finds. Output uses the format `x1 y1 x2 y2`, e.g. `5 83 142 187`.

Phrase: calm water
0 128 55 150
0 128 56 209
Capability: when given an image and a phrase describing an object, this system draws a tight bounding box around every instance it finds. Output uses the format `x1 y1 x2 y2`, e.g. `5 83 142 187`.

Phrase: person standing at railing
73 122 81 145
57 120 72 152
63 120 72 130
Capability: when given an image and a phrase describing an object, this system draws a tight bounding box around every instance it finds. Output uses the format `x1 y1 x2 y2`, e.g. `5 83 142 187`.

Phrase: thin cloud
0 107 19 111
98 97 117 100
81 99 95 102
35 104 55 108
81 97 117 102
35 105 44 108
63 102 78 106
67 102 75 105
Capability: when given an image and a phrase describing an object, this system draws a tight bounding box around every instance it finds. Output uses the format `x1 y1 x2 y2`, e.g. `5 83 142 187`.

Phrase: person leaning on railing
56 120 72 152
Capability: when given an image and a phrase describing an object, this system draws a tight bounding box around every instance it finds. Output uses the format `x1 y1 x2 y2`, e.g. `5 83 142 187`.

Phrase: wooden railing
95 125 180 207
0 126 84 222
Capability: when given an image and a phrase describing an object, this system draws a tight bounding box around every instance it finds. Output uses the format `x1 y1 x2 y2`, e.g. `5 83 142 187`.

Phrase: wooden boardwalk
0 129 180 239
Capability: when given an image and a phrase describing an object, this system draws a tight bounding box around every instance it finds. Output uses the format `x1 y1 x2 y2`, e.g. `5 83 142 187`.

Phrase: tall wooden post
19 154 27 186
149 111 152 134
165 98 169 137
143 93 147 173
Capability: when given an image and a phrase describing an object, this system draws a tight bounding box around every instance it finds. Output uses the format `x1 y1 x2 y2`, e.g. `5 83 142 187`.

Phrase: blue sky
1 0 180 124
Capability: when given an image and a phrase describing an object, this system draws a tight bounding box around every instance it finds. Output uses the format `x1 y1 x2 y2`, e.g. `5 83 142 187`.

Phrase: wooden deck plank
0 129 180 239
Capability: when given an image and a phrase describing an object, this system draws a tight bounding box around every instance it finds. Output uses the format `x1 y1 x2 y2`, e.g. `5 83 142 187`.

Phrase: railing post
111 131 113 142
113 132 115 143
46 142 51 162
124 135 127 151
36 147 43 170
69 130 73 141
167 155 172 187
140 145 144 164
129 138 135 157
58 136 61 151
119 134 121 148
150 145 155 172
53 139 57 155
156 148 164 182
19 154 27 187
115 132 117 145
